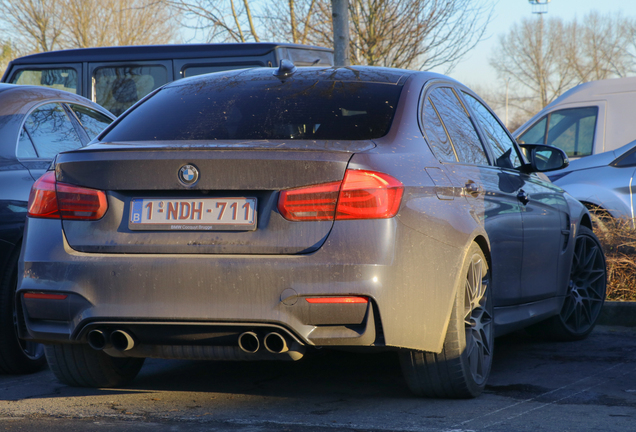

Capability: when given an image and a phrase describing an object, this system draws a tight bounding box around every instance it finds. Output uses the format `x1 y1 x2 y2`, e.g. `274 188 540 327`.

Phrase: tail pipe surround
87 329 135 352
111 330 135 351
238 331 260 353
264 332 288 354
87 329 110 351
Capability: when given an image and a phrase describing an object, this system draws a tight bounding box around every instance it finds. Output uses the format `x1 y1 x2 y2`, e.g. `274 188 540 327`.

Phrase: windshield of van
518 107 598 157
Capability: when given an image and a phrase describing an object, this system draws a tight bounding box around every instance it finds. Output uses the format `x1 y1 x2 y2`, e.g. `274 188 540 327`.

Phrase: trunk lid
57 140 373 254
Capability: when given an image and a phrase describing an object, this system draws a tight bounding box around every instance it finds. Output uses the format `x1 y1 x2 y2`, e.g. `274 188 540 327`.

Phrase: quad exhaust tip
87 329 109 350
111 330 135 351
238 331 260 353
264 332 289 354
87 329 135 351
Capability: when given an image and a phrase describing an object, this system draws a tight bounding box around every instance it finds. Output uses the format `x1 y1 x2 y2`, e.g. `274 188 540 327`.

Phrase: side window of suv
517 107 598 157
429 87 489 166
462 92 522 169
11 68 78 94
17 103 83 159
93 65 168 116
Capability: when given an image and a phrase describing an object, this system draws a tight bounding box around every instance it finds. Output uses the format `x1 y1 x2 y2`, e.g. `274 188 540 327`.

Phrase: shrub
592 214 636 301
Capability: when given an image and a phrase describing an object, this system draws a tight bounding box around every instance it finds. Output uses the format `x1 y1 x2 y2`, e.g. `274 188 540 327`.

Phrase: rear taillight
27 171 108 220
278 169 404 221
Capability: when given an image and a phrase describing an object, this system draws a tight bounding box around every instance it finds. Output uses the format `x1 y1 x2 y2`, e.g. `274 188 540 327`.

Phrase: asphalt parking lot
0 313 635 431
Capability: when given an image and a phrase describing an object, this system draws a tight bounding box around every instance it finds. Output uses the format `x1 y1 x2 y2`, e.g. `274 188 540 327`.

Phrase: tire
0 246 46 374
45 343 145 388
527 225 606 341
399 243 494 398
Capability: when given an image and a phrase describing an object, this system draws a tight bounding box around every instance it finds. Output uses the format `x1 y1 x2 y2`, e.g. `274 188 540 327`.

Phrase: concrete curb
598 301 636 327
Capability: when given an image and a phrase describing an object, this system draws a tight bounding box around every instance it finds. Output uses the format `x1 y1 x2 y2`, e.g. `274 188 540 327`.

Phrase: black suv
1 43 334 116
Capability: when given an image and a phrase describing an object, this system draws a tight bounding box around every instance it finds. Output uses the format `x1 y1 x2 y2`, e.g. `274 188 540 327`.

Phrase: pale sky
444 0 636 89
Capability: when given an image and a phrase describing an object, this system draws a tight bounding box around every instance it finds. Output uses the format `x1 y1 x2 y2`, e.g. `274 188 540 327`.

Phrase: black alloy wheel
400 243 493 398
559 226 606 337
527 225 606 341
0 247 46 374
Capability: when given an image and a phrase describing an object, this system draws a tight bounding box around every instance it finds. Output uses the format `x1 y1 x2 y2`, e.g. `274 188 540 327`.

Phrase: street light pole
331 0 350 66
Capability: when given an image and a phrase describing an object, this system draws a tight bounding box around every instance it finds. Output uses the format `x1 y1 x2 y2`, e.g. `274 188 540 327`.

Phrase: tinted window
69 104 113 140
102 77 403 142
11 68 78 93
463 92 522 169
429 88 488 165
422 97 456 162
518 116 547 145
23 103 82 159
547 107 597 157
183 64 259 78
613 146 636 167
17 127 37 158
93 65 168 116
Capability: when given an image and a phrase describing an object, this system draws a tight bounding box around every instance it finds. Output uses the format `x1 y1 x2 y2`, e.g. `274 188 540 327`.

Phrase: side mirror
518 143 569 173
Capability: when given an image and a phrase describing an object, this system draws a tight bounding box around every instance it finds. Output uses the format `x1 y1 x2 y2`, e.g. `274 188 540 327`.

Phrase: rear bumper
18 214 464 354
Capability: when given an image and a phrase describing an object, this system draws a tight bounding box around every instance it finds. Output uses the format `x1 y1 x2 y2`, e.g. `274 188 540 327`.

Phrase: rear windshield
101 75 403 141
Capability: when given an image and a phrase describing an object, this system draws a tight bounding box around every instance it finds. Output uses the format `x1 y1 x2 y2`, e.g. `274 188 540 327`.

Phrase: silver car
548 139 636 223
18 65 606 398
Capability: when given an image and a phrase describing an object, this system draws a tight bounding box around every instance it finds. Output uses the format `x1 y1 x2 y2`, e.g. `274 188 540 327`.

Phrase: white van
514 76 636 159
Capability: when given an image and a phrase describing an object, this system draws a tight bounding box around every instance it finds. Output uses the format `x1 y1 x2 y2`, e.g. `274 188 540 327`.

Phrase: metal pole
331 0 350 66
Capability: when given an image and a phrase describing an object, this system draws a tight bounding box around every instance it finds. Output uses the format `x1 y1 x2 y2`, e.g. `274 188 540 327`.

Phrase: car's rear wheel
0 247 46 374
528 225 606 341
45 344 145 387
399 243 493 398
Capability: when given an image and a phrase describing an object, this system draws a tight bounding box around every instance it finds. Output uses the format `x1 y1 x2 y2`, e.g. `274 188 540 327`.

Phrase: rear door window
10 68 78 93
422 96 457 162
68 104 113 140
92 65 169 116
19 103 83 159
429 87 489 166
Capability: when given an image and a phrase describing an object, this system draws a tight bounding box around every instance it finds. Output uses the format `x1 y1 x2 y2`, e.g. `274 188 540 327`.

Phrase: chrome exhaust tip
238 331 260 353
87 330 109 350
111 330 135 351
264 332 288 354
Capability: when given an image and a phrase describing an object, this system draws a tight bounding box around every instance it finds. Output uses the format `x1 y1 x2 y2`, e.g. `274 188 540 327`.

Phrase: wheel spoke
464 253 492 384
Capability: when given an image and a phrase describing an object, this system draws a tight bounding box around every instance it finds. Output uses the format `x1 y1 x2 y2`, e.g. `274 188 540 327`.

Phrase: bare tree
0 0 176 55
268 0 494 71
0 0 64 52
342 0 493 71
177 0 493 72
490 16 575 112
0 39 16 77
491 12 636 127
173 0 261 43
565 11 632 82
261 0 319 45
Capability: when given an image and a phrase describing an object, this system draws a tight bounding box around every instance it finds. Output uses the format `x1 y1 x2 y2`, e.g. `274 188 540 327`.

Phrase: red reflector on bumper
23 292 68 300
305 296 369 304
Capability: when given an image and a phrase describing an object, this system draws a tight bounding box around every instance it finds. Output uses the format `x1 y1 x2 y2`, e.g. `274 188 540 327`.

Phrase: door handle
517 189 530 205
464 181 483 197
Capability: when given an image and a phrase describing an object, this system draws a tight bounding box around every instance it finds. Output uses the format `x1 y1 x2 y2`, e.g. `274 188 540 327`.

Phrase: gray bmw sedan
18 64 606 398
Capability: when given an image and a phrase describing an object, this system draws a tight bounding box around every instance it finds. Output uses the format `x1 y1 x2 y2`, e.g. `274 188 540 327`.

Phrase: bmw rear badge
178 164 199 187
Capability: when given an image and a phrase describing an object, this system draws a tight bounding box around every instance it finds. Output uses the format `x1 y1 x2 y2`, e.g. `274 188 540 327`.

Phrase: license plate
129 197 257 231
